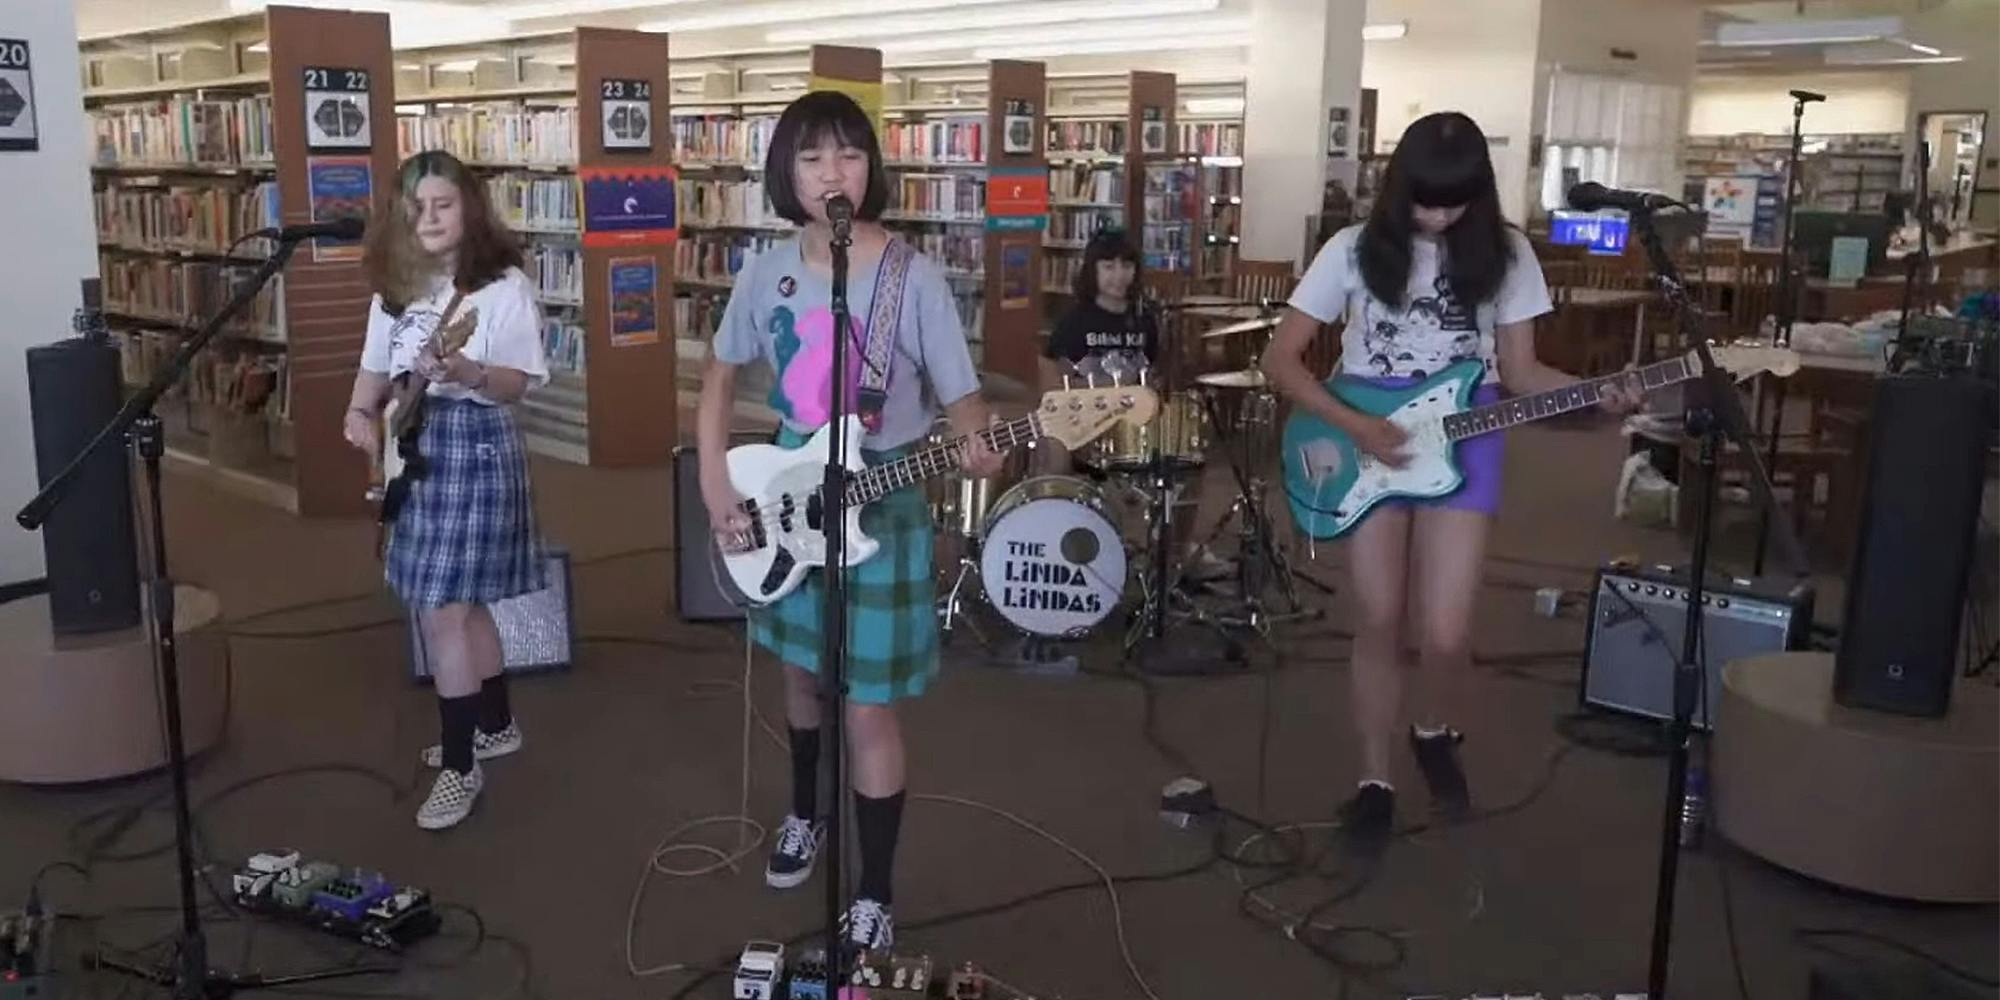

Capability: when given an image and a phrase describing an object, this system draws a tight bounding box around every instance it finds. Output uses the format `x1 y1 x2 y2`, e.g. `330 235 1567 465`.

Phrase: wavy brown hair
363 150 523 316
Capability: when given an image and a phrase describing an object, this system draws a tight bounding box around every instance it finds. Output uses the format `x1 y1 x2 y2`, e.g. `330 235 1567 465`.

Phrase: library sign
599 78 653 153
303 66 371 152
0 38 38 152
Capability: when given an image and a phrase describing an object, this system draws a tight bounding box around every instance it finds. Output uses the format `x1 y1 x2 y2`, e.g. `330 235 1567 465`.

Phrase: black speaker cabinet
1581 564 1814 729
26 339 140 634
1835 375 1995 717
674 446 748 621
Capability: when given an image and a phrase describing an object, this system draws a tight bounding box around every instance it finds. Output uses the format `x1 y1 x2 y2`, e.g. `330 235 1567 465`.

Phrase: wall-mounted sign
303 66 371 152
1003 98 1035 155
600 78 653 152
581 165 678 248
1140 106 1166 155
608 256 660 345
985 166 1048 233
0 38 40 152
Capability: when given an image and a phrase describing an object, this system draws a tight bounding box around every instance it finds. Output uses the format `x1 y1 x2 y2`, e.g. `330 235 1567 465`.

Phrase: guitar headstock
435 306 480 357
1036 386 1159 450
1702 343 1802 381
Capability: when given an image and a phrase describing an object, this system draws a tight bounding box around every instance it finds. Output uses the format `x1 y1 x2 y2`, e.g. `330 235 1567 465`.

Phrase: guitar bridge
739 498 768 551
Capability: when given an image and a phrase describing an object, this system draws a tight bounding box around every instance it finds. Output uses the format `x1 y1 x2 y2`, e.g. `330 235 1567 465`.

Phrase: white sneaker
843 898 894 952
764 815 822 889
421 720 523 768
416 763 483 830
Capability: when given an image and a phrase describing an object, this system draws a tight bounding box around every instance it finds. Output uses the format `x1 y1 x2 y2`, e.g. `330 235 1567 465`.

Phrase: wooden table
1561 286 1655 369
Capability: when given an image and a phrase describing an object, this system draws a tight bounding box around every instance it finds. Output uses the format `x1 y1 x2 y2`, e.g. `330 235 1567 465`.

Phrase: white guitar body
722 415 881 604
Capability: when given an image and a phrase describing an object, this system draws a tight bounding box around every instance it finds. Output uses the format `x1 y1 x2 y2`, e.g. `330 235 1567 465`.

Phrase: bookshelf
80 7 396 516
1129 72 1194 279
1182 118 1244 283
396 28 677 466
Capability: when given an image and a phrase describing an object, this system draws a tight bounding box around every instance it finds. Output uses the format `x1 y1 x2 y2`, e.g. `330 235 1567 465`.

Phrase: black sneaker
765 814 823 889
1336 783 1395 854
1409 726 1471 821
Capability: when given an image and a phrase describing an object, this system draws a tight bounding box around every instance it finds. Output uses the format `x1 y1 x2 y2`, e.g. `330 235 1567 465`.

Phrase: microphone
1567 182 1682 214
823 193 854 240
251 217 366 242
1788 89 1826 104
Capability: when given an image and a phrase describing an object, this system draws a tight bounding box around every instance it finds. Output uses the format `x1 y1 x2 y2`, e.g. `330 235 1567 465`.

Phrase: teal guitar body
1279 359 1487 540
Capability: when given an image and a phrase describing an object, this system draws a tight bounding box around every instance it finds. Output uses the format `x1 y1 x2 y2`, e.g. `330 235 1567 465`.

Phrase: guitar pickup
739 498 768 550
777 493 796 533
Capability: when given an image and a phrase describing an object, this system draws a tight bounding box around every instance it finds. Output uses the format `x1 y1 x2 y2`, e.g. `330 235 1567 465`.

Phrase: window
1539 69 1685 212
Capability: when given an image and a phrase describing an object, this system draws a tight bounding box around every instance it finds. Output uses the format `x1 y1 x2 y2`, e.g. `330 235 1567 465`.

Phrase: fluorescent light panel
1712 15 1900 47
640 0 1018 33
491 0 700 19
228 0 509 47
977 32 1251 59
884 14 1250 54
768 0 1217 43
1362 21 1407 41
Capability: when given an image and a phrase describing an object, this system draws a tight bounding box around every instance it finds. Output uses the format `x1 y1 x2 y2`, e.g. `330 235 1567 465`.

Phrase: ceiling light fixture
883 14 1249 54
228 0 509 48
1361 21 1407 41
490 0 702 20
767 0 1217 44
639 0 1017 34
976 32 1252 60
1899 39 1942 55
1184 96 1245 114
1711 15 1899 47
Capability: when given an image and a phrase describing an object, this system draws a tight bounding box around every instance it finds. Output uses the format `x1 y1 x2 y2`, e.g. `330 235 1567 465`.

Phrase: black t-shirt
1045 301 1159 378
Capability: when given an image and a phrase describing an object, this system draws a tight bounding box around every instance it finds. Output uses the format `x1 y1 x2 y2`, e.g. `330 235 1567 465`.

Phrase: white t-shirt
360 266 549 403
1288 224 1553 380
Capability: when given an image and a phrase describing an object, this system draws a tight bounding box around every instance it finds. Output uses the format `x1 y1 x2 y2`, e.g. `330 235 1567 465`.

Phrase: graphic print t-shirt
1287 225 1553 379
359 267 549 403
1044 301 1159 383
710 238 981 451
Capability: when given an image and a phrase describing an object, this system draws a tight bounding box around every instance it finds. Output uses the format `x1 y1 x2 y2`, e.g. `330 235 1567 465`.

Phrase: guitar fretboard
846 412 1044 505
1442 356 1692 442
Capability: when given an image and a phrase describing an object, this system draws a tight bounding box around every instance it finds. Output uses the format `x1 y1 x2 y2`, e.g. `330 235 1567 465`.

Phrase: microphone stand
1752 90 1815 575
16 235 394 998
1630 207 1808 1000
819 210 854 981
1890 142 1934 373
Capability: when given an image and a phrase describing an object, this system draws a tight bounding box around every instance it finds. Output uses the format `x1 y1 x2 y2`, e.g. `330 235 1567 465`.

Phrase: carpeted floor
2 416 1994 1000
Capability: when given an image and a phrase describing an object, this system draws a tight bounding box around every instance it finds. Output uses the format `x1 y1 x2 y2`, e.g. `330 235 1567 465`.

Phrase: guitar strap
854 238 914 434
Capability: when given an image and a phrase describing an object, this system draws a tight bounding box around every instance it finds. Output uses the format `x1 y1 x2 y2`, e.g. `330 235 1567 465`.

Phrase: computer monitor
1550 210 1631 257
1792 211 1891 277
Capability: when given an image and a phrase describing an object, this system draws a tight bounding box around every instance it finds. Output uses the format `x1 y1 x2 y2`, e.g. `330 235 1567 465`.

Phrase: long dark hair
764 91 890 225
363 150 522 317
1357 112 1513 308
1073 229 1142 303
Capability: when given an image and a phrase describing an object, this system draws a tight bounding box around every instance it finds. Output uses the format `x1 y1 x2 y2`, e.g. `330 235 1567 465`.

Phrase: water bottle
1680 764 1707 850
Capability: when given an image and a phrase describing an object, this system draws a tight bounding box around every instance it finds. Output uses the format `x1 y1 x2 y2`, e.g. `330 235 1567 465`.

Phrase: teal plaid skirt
750 433 939 704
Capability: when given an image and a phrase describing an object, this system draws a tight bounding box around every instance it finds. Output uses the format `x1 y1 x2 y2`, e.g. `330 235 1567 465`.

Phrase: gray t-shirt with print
711 238 980 451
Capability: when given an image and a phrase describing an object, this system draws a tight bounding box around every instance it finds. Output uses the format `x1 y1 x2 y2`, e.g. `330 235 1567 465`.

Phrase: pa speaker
409 548 574 682
1834 375 1995 717
674 446 748 621
26 339 140 634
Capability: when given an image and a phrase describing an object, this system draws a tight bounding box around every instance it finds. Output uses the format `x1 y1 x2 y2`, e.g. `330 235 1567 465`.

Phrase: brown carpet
2 418 1993 1000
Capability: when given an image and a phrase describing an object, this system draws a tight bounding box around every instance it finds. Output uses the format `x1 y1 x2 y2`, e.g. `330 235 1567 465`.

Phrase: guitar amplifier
1580 563 1814 730
408 547 574 682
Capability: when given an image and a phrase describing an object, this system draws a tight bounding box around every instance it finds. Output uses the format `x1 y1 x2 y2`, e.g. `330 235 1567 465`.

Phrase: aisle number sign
303 66 371 152
600 78 653 152
0 38 39 152
806 75 883 136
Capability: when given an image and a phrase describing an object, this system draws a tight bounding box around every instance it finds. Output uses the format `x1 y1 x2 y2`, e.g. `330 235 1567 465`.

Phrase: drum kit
924 299 1322 667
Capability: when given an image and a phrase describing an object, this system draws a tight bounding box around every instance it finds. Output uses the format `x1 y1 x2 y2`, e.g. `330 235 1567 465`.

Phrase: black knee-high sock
438 693 480 775
789 727 821 820
854 790 906 905
478 674 512 733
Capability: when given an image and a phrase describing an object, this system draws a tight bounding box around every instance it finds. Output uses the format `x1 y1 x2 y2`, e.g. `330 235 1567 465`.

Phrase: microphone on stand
824 193 855 243
248 217 366 243
1788 89 1827 104
1567 182 1685 214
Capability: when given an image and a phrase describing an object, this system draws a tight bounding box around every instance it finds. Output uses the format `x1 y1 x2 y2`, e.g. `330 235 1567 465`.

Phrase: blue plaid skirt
749 431 939 704
386 397 546 609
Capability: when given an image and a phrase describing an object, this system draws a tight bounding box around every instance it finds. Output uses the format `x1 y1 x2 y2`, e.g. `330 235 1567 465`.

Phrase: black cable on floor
1795 927 2000 989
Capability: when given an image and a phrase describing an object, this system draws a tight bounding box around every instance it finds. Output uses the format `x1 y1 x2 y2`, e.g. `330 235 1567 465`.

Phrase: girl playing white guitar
341 151 549 831
1260 113 1640 849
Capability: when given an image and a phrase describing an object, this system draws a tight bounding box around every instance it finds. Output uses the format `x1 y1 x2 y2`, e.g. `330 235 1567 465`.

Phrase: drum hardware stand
1189 394 1322 635
935 547 988 646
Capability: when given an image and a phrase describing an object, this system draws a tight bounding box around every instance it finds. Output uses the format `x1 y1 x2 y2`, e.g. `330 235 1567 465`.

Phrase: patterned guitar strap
854 238 914 434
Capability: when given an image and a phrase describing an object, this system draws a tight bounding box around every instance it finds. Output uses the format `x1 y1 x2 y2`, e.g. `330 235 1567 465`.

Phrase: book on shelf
1049 162 1124 204
99 252 286 341
528 243 583 305
1045 207 1121 245
1047 120 1127 157
673 292 728 343
114 328 288 421
487 173 580 233
90 95 276 167
900 231 982 278
1043 253 1082 294
678 176 790 229
1177 121 1242 158
673 114 778 167
542 315 585 376
398 104 579 165
677 231 784 287
94 179 280 257
890 172 985 219
885 117 985 165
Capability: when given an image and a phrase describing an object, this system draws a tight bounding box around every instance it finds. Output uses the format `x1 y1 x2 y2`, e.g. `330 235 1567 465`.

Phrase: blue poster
581 166 677 248
306 155 372 261
608 256 659 346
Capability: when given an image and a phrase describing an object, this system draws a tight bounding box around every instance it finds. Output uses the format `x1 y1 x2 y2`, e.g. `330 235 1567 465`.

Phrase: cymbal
1196 368 1269 390
1175 294 1249 307
1199 315 1280 340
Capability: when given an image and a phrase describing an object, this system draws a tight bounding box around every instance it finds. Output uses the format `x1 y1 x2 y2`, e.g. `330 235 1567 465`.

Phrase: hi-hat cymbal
1195 368 1269 390
1199 315 1281 340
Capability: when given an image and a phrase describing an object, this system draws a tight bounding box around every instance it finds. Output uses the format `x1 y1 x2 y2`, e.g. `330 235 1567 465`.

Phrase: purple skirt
1358 374 1504 516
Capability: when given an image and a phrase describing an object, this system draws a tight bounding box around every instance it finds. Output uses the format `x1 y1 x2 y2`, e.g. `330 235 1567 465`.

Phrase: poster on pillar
1327 106 1351 159
986 166 1048 233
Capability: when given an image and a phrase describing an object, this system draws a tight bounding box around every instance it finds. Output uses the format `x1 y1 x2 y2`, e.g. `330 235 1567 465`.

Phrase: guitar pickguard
1342 384 1463 513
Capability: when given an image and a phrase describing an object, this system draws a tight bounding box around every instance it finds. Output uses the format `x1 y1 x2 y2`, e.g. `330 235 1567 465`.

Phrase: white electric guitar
366 304 479 507
719 386 1158 604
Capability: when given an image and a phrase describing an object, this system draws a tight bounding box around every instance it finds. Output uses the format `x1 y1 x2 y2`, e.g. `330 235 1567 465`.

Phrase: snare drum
1091 390 1208 470
978 476 1128 638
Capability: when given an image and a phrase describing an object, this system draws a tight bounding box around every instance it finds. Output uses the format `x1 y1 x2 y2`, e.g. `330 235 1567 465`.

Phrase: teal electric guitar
1279 346 1800 539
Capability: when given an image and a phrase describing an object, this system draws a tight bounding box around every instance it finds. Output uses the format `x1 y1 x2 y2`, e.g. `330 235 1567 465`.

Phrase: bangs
791 97 876 154
1407 149 1491 208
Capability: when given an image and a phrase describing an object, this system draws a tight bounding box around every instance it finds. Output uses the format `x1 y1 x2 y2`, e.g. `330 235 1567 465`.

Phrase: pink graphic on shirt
776 305 873 429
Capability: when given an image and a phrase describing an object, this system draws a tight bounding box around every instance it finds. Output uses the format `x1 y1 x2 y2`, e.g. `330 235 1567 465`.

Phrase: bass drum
978 476 1128 638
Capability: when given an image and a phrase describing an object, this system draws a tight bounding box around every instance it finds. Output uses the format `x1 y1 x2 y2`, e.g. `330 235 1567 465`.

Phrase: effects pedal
785 948 828 1000
0 908 58 999
230 850 440 952
849 951 933 995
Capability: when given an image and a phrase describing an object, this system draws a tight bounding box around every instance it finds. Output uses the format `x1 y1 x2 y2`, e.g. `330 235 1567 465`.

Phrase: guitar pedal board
0 909 59 1000
753 943 1032 1000
230 850 440 952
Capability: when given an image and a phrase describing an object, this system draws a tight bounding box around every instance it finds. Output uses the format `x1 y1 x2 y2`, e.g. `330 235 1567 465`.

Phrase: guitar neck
846 413 1042 506
1443 356 1693 442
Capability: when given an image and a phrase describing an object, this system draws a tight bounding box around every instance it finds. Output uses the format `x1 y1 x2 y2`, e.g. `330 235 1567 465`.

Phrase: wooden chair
1229 258 1296 305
